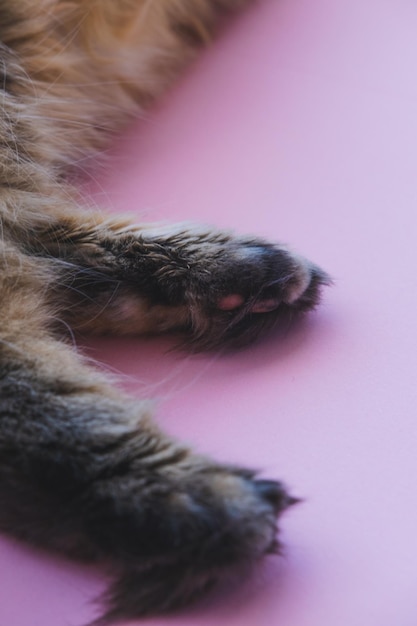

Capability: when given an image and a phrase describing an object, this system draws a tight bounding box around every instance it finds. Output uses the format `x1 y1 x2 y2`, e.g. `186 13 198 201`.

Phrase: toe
250 298 281 313
254 479 300 512
290 262 332 311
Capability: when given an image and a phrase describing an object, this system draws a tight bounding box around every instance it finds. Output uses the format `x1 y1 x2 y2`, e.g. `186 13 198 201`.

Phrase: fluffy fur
0 1 329 623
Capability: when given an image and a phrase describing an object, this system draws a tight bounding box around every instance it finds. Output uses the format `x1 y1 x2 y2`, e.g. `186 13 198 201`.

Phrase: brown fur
0 1 329 622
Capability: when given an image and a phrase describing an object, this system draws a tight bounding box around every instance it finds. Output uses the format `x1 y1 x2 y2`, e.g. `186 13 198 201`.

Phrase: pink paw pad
218 294 281 313
217 294 245 310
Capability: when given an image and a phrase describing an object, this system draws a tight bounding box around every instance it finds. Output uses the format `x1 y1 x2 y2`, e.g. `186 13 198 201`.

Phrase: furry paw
95 465 297 622
172 231 331 348
58 222 330 346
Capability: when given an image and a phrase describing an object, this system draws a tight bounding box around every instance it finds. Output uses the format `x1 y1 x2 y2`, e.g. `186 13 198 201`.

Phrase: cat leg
0 255 295 620
23 215 330 348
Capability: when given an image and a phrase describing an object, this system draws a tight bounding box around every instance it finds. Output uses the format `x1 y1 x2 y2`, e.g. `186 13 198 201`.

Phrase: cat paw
99 465 297 622
81 223 330 347
180 233 331 348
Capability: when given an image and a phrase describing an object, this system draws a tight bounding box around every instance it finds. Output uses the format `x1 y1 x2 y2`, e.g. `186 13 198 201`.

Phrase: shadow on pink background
2 0 417 624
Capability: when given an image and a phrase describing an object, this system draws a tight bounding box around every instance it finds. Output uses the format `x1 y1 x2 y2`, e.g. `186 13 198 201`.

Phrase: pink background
2 0 417 624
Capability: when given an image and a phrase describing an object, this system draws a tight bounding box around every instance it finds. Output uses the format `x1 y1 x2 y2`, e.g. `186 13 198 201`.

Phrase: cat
0 1 329 623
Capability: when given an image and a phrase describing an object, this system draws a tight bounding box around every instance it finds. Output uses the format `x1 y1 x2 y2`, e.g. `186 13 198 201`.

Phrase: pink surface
2 0 417 624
